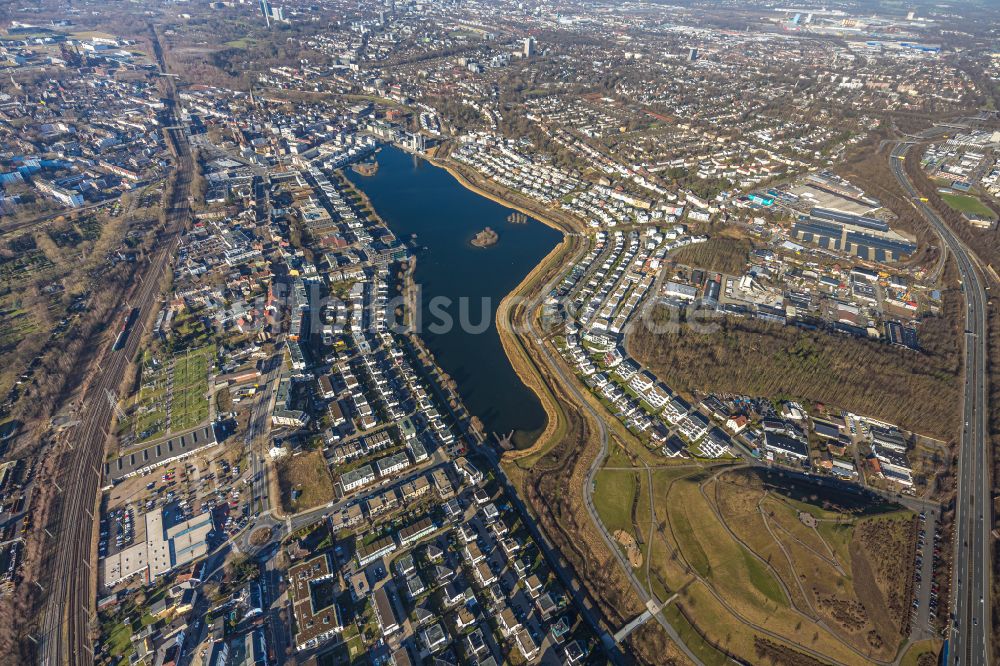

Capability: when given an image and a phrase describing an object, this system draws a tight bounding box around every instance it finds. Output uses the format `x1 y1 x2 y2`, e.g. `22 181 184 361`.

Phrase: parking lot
100 444 251 569
911 508 943 637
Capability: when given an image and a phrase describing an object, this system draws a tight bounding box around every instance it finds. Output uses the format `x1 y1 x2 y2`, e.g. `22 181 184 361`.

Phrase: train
113 307 140 351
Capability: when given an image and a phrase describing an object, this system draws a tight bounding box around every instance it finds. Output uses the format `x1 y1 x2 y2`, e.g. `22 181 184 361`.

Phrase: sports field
940 192 995 219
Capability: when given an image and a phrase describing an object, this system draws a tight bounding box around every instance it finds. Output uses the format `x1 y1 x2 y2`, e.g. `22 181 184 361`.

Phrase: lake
347 146 561 443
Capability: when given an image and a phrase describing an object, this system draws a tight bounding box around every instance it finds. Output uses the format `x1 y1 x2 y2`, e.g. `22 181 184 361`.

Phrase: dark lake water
347 146 560 442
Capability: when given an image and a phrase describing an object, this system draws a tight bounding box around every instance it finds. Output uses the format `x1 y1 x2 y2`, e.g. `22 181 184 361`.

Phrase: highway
889 139 991 666
36 27 193 665
512 186 986 665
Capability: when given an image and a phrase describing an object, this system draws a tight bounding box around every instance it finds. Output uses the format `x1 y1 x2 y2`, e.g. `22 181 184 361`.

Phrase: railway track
36 24 193 660
37 127 190 665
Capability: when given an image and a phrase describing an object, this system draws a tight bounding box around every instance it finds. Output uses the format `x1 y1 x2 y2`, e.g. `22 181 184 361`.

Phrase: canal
346 146 561 443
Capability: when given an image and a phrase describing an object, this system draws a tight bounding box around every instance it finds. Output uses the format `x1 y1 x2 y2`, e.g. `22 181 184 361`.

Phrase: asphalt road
889 138 991 666
234 301 626 662
534 251 864 663
245 349 284 517
242 171 275 517
520 199 980 664
911 509 942 639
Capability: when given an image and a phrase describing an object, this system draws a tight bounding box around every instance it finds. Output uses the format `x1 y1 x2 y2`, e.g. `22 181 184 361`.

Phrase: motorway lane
889 140 990 666
520 221 969 663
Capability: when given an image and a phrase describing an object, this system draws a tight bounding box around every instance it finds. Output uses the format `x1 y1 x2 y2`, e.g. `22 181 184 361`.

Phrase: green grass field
648 469 890 664
661 604 731 666
224 37 258 49
741 548 786 605
667 496 711 577
123 355 169 441
278 449 335 514
102 619 133 659
941 192 996 218
899 639 941 666
592 469 639 536
0 307 39 351
70 30 117 40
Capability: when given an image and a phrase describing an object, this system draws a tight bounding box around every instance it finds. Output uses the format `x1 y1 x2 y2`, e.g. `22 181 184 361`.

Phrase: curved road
889 138 990 666
517 194 986 666
516 235 707 665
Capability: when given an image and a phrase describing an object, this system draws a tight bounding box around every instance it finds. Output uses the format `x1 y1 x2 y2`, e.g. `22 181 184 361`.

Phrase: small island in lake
471 227 499 248
351 159 379 176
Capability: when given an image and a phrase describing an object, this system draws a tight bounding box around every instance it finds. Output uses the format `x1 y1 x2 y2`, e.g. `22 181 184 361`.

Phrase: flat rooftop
104 424 218 483
289 552 343 648
101 508 213 587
